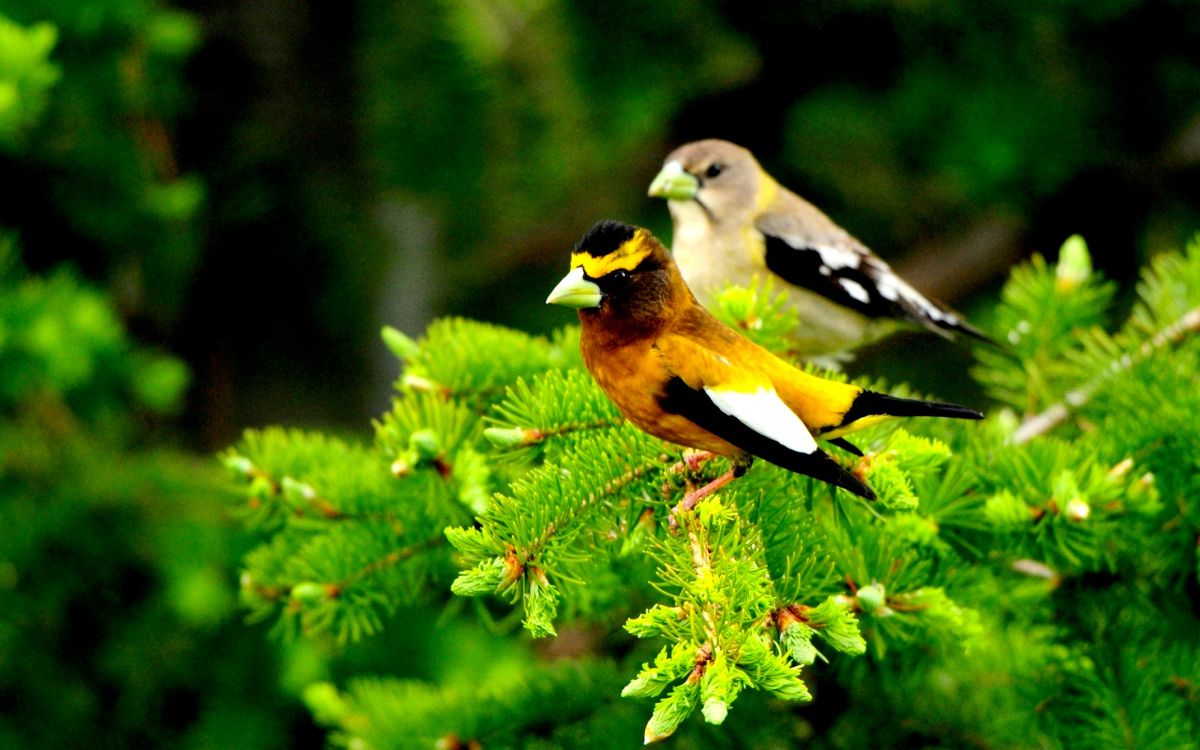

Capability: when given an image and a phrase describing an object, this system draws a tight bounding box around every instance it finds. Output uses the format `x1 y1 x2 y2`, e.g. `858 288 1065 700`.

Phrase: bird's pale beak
546 266 602 309
647 161 699 201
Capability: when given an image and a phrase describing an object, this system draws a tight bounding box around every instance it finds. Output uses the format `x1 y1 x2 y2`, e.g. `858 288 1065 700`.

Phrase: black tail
842 391 984 426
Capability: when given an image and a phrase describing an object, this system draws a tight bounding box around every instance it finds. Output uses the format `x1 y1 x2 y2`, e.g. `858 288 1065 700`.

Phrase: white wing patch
813 244 861 271
703 386 818 454
762 230 971 335
839 279 870 304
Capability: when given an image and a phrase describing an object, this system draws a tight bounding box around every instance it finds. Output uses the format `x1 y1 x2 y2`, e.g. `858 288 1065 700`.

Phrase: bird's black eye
610 269 630 283
705 162 724 179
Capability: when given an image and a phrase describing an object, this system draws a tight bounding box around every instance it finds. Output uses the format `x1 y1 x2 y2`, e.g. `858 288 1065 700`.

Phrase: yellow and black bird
648 139 992 356
546 220 983 502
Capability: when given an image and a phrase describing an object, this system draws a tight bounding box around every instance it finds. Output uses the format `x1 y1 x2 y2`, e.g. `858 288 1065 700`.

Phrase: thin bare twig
1013 306 1200 444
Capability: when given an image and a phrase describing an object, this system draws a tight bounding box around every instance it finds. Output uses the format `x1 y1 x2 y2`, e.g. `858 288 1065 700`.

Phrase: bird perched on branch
546 220 983 505
648 139 992 357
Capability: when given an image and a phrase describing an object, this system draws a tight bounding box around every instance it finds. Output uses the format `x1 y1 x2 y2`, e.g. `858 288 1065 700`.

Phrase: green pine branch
225 232 1200 746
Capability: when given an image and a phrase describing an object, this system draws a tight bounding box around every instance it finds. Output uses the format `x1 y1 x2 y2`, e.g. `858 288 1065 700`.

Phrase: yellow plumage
547 220 984 502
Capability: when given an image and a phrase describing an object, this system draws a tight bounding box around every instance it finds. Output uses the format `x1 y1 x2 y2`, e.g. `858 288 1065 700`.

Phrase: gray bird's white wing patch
755 211 988 341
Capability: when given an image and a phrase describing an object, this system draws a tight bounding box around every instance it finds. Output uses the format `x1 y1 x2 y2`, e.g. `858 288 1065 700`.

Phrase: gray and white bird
648 139 991 356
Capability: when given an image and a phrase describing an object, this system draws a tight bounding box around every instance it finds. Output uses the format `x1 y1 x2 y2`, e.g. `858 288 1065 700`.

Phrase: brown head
546 220 691 339
647 139 768 226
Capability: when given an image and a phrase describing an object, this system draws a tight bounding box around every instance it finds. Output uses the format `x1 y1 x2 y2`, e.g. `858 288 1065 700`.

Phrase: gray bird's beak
647 161 699 201
546 266 602 309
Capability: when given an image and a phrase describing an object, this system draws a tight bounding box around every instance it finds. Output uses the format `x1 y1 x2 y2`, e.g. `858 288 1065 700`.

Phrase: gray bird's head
647 139 764 224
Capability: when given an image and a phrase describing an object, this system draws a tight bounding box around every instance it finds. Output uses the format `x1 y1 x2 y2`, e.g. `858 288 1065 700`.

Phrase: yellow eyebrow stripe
571 228 653 277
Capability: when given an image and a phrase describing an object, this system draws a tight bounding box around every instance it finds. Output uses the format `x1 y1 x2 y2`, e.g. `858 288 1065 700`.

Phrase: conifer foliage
226 236 1200 747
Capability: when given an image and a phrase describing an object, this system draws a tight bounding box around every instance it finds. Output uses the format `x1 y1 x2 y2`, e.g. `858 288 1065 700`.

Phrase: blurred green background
1 0 1197 747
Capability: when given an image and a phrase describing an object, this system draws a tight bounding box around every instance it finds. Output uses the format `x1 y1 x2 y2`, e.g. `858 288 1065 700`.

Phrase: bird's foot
666 450 716 476
661 451 716 501
669 468 738 531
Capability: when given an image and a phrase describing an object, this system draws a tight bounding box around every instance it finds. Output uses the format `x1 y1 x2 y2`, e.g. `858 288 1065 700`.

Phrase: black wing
761 233 993 343
658 377 875 500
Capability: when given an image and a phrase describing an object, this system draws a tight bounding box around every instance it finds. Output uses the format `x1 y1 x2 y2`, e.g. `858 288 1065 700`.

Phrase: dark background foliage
6 0 1199 444
1 1 1197 748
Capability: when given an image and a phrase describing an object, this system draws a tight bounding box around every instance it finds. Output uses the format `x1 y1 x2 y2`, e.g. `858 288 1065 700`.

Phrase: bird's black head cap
575 220 637 257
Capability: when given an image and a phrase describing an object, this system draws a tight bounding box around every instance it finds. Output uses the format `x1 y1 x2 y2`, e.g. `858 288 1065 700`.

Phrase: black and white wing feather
658 377 875 499
756 213 992 343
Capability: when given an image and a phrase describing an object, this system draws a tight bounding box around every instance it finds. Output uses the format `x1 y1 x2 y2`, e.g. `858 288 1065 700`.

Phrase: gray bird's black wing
759 229 993 344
